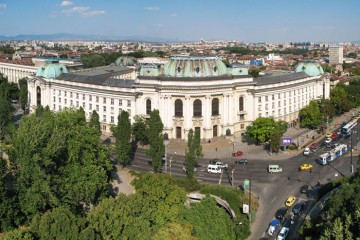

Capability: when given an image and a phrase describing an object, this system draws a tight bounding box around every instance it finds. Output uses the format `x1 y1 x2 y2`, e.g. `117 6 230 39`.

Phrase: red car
310 142 318 149
331 133 339 139
233 150 244 157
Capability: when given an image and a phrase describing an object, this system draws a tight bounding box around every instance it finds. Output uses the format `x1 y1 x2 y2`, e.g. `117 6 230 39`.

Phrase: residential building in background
328 45 343 64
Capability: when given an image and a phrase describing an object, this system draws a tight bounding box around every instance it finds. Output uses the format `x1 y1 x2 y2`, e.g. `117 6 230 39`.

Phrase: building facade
0 62 37 84
328 45 344 64
27 56 330 140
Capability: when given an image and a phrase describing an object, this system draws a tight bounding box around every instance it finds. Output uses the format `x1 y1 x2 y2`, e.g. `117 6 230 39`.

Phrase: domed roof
115 56 137 66
36 63 68 78
295 62 324 77
163 56 228 78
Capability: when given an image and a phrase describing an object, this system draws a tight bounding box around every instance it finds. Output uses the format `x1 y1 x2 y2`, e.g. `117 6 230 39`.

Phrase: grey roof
74 65 133 77
58 73 134 88
255 72 309 86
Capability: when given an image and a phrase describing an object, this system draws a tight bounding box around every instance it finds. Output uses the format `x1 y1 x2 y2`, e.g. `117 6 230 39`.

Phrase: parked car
331 133 339 139
310 142 318 149
233 150 244 157
300 185 309 194
235 159 248 165
341 122 347 127
267 219 281 236
325 132 333 138
275 207 288 220
293 203 304 215
325 138 332 144
303 147 310 156
277 227 289 240
285 196 296 207
299 163 313 171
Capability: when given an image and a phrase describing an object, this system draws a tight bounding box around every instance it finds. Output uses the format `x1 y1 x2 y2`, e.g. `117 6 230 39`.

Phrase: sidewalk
166 109 358 161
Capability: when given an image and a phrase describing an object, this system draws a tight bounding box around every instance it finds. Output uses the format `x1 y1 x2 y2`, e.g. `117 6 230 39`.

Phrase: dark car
293 203 304 215
235 159 248 165
300 185 309 194
341 122 347 127
336 134 343 140
344 134 351 139
275 207 288 220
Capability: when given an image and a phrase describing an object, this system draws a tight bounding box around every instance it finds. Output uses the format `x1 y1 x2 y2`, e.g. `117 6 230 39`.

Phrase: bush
172 177 201 192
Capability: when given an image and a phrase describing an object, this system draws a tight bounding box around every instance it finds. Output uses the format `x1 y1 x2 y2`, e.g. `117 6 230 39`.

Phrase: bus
341 119 357 135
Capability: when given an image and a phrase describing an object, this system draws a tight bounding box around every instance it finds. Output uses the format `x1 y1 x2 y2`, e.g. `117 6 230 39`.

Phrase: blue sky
0 0 359 42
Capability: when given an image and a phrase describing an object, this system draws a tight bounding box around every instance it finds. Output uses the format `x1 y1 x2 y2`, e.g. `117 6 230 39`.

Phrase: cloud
169 13 177 17
60 1 73 6
0 3 6 9
62 6 89 13
144 6 159 11
155 23 164 28
82 10 106 16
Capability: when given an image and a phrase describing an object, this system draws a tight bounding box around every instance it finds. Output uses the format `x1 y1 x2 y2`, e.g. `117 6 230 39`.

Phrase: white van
207 164 222 174
268 165 282 173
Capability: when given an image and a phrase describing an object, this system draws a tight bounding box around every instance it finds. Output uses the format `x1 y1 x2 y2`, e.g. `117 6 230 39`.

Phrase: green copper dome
295 62 324 77
36 63 68 78
163 56 227 78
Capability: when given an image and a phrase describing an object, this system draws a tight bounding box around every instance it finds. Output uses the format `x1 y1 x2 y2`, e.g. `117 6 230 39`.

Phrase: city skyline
0 0 360 43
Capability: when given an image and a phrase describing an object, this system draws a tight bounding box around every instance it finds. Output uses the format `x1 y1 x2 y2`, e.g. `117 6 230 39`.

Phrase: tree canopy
246 117 288 144
113 110 132 166
299 100 323 129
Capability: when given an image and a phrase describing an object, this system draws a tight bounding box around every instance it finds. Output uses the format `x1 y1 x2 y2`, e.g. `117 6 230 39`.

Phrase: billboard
243 204 249 214
244 179 249 190
281 137 292 146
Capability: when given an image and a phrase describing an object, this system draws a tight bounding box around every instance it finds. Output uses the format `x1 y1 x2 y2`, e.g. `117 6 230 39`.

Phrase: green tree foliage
0 75 15 140
330 85 352 115
0 45 15 54
113 110 132 166
30 208 82 240
19 78 28 111
246 117 288 144
89 110 100 134
178 197 236 240
299 100 323 129
269 130 282 153
347 52 357 58
81 52 123 68
8 108 111 220
248 68 260 77
152 223 197 240
146 110 165 173
184 129 203 178
1 228 35 240
132 115 149 144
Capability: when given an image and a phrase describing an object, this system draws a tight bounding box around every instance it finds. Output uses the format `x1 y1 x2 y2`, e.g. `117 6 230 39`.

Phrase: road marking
271 196 277 203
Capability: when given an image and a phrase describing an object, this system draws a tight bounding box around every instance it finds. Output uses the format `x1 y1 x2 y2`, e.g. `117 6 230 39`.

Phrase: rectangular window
76 101 79 107
64 99 67 104
289 91 291 97
76 93 79 99
127 109 131 116
111 116 114 123
289 99 291 104
272 102 275 108
103 98 106 104
127 100 131 107
96 96 99 103
58 90 61 96
59 98 61 103
59 106 62 111
265 96 268 102
258 113 262 117
64 91 67 97
53 89 56 95
258 97 262 103
119 108 122 113
289 106 292 112
240 114 245 120
278 93 281 99
103 106 106 112
89 95 92 101
96 105 99 112
111 98 114 105
103 115 106 123
53 96 56 102
284 108 287 114
272 95 275 100
265 103 268 110
284 100 286 106
119 99 122 106
53 104 56 110
266 112 269 117
70 100 73 106
82 102 85 108
278 109 281 115
241 124 245 129
89 103 92 110
83 94 85 100
258 105 261 111
111 107 114 114
278 101 281 107
70 92 73 98
272 110 275 116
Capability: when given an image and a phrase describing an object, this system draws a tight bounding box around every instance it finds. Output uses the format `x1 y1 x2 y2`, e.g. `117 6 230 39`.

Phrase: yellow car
325 132 332 138
285 196 296 207
299 163 313 171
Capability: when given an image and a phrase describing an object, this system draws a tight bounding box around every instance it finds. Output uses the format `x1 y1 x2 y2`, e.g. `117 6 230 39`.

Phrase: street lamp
163 133 169 174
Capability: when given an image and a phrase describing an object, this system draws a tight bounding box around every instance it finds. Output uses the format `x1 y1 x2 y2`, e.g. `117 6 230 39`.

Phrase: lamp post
163 133 169 174
350 130 353 174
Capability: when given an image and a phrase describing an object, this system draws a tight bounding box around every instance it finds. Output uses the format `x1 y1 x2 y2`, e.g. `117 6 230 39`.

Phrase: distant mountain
0 33 185 42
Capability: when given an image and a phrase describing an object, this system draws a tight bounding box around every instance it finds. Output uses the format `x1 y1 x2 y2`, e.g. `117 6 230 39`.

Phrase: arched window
239 96 244 111
212 98 219 116
175 99 183 117
214 66 217 73
177 66 181 73
36 86 41 106
193 99 202 117
195 67 200 73
146 99 151 115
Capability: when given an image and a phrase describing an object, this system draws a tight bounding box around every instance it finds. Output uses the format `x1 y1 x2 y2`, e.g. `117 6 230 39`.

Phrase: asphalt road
127 126 360 240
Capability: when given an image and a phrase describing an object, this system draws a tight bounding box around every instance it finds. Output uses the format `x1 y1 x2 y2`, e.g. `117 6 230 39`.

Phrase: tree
299 100 323 129
246 117 282 144
269 130 282 153
89 110 100 134
146 110 164 173
19 78 28 111
0 80 15 140
248 68 260 77
132 115 149 145
113 110 132 166
8 108 112 220
330 85 352 115
184 129 203 178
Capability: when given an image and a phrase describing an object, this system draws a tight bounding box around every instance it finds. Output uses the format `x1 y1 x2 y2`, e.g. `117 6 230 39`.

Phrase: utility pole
231 166 235 187
249 175 252 224
350 131 353 174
